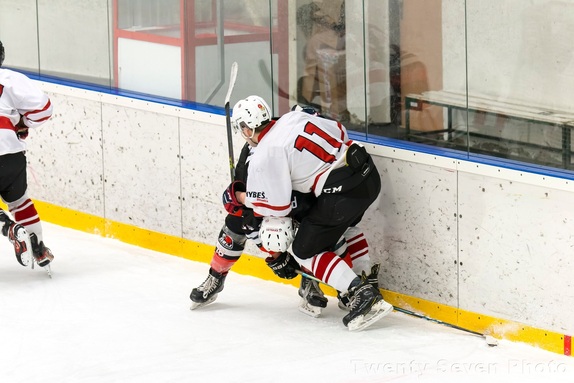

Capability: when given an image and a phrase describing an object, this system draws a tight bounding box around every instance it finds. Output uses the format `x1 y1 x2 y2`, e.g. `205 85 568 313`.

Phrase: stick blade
225 62 239 105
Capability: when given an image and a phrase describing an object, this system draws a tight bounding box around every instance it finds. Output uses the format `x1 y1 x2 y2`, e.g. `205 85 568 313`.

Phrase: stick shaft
295 270 490 340
225 62 239 182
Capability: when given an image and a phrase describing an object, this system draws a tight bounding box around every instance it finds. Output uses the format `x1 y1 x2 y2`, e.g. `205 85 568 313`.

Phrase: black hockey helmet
0 40 4 67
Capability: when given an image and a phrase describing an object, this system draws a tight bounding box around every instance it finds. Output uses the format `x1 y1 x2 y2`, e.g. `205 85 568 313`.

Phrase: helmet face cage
238 121 256 139
231 96 271 138
259 216 295 253
0 41 4 67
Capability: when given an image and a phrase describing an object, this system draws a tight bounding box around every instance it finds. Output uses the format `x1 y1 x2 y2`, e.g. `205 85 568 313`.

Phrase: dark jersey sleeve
234 142 252 182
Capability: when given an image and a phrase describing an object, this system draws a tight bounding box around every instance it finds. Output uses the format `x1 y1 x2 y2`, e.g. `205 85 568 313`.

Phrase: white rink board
27 82 239 241
28 82 574 335
179 117 233 243
26 91 104 217
458 171 574 334
363 155 459 307
101 104 181 236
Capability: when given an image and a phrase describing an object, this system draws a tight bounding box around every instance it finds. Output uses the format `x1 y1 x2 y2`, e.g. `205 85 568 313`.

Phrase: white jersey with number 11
244 110 352 217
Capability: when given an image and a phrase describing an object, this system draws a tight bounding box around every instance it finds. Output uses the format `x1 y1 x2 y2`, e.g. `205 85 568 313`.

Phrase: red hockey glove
16 116 29 139
222 181 245 216
17 127 29 140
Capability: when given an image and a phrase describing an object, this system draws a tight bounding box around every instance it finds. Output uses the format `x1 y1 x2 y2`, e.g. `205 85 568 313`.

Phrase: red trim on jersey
0 116 16 131
336 121 345 139
311 168 328 194
251 201 291 212
23 99 52 122
257 120 276 142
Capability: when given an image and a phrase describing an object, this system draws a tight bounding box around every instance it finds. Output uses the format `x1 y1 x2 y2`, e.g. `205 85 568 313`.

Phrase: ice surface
1 223 573 383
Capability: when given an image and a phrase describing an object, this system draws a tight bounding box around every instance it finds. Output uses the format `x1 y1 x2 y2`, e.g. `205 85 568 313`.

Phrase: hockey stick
225 62 239 182
295 269 499 346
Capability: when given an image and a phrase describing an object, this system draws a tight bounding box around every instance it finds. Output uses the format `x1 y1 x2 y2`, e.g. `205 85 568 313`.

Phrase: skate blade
298 298 322 318
44 264 53 278
190 294 218 310
348 300 393 332
32 260 53 278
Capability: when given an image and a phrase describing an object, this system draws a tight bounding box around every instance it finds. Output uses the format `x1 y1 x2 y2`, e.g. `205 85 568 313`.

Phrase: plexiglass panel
0 0 40 74
1 0 572 173
117 0 181 37
465 0 574 169
37 0 113 86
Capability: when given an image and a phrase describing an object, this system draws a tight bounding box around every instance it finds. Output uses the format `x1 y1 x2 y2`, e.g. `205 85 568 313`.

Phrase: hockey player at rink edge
189 105 382 322
0 40 55 276
223 96 393 331
190 137 331 317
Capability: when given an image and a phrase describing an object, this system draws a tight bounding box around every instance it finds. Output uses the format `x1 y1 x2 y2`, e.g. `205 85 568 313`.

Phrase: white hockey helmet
259 216 295 253
231 95 271 139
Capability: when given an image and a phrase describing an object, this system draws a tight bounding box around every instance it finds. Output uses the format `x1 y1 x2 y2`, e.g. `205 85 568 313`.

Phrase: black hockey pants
292 162 381 260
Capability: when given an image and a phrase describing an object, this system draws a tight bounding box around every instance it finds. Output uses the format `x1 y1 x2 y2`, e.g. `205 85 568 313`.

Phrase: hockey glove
265 251 300 279
16 115 29 139
222 181 245 216
17 127 29 140
241 209 262 235
242 209 263 246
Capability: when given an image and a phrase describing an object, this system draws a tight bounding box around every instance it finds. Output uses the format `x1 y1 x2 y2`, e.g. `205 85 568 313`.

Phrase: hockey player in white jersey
0 40 55 274
228 96 393 331
190 115 329 316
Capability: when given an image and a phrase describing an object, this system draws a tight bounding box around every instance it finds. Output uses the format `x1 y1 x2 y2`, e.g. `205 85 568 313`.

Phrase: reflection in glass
118 0 181 37
1 0 572 172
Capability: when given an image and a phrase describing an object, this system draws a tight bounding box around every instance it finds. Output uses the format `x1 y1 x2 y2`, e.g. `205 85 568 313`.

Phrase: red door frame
112 0 289 107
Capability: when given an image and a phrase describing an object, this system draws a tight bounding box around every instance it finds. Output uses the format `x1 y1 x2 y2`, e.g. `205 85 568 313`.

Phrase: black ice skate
338 264 381 311
337 292 351 311
342 275 393 332
0 211 33 267
30 233 54 277
190 268 227 310
298 275 328 318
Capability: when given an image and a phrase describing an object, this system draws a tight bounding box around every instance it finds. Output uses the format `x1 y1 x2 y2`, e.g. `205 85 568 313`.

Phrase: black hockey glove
265 252 300 279
242 209 263 246
222 181 245 217
241 209 262 235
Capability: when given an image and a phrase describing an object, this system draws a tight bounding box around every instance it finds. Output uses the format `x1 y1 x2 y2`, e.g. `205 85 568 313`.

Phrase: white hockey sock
295 251 358 292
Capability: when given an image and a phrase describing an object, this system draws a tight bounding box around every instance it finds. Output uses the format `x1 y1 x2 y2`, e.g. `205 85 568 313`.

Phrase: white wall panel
101 105 181 236
27 92 104 217
35 81 574 336
179 117 231 243
364 156 459 306
458 172 574 334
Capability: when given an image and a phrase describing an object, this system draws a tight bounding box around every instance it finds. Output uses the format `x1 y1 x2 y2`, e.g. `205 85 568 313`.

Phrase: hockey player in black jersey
190 105 383 324
189 141 328 316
